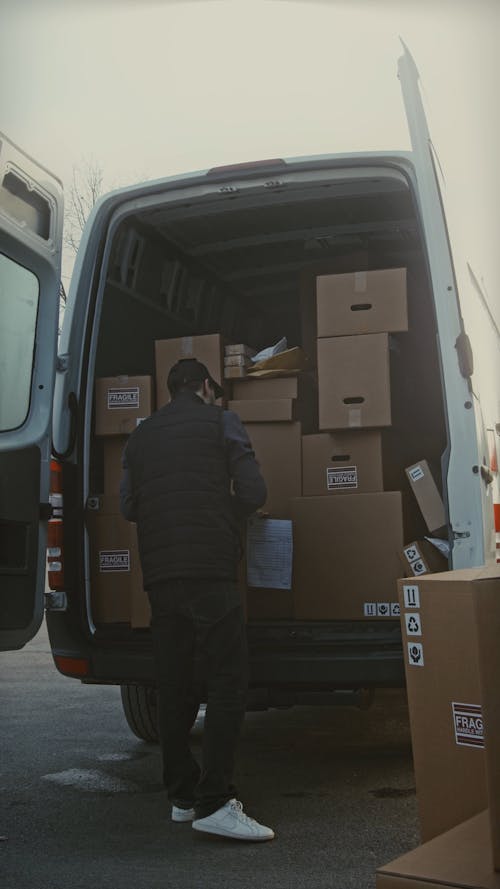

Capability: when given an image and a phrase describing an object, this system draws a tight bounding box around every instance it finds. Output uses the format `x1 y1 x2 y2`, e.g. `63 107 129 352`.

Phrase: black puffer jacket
124 392 241 585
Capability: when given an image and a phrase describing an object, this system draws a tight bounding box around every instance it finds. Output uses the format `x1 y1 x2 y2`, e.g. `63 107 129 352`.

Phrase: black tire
120 684 159 742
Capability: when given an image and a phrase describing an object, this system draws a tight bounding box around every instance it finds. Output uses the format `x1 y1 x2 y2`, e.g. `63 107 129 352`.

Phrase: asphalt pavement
0 620 419 889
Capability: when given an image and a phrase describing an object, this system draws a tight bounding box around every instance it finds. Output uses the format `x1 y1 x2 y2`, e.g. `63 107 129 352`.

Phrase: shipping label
99 549 131 572
403 584 420 608
407 641 424 666
107 387 140 410
326 465 358 490
452 702 484 748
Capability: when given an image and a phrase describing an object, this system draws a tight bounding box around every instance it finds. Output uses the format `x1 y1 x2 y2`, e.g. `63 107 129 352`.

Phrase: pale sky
1 0 499 329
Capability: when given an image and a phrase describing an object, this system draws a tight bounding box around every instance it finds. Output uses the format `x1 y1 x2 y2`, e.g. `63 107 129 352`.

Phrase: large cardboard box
155 334 224 408
376 810 499 889
405 460 446 533
245 422 302 519
316 267 408 337
103 436 128 495
228 398 298 423
292 492 404 620
95 376 153 436
232 374 314 401
302 430 382 496
87 495 150 627
397 570 489 843
317 333 391 430
474 580 500 869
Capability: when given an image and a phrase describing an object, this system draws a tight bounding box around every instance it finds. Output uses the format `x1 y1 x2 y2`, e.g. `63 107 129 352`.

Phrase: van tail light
47 459 64 590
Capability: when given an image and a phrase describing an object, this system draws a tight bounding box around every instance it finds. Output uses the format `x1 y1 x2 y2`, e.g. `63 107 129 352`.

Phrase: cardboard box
376 810 499 889
405 460 446 532
474 579 500 869
95 376 153 436
397 570 489 843
87 495 149 627
302 431 383 496
400 539 448 577
232 374 315 402
225 343 256 358
316 267 408 337
245 422 302 518
103 436 127 495
229 398 298 423
224 354 253 367
246 588 294 620
155 334 224 408
224 365 248 379
292 492 404 620
317 333 391 430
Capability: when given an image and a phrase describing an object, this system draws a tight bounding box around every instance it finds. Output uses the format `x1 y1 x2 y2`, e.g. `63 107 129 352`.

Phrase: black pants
148 579 248 819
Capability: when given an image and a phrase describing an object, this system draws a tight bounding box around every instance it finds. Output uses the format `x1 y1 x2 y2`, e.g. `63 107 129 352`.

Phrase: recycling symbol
407 616 420 633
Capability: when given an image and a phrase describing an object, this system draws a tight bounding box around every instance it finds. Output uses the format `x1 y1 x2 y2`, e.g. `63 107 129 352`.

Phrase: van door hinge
45 591 68 612
56 353 69 372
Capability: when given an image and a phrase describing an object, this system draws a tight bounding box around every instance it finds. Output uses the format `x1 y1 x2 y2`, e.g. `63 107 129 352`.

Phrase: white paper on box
246 518 292 590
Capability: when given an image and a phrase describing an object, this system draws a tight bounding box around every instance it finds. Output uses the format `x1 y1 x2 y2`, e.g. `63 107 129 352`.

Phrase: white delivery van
1 48 498 739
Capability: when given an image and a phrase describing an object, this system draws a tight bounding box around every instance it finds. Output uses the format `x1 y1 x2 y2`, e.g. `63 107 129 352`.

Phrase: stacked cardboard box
155 333 224 407
376 566 500 888
92 375 154 627
232 375 307 620
224 343 256 379
292 268 408 620
87 495 150 628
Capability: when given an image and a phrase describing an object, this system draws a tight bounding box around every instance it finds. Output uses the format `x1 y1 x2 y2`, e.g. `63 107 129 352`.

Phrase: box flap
377 811 499 888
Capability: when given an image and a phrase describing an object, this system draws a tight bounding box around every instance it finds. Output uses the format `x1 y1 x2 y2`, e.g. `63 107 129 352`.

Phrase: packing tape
348 408 362 427
354 271 367 293
181 336 193 355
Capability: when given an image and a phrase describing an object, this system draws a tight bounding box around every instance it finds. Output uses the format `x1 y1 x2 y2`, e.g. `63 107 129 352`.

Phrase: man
120 357 274 842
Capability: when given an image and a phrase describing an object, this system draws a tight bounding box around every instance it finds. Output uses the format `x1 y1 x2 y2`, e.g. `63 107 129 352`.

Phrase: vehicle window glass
0 252 39 431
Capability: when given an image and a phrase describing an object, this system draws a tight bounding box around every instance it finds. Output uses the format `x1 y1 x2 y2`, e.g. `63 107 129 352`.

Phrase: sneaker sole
192 821 274 841
172 810 195 823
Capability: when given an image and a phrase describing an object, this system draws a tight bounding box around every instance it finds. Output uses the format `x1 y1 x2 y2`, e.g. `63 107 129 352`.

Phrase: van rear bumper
49 614 404 690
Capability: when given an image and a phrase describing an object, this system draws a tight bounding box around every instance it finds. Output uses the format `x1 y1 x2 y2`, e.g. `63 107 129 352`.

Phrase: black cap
167 358 224 399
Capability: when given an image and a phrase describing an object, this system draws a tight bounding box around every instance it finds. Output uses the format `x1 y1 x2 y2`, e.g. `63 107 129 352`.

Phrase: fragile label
107 387 140 410
377 603 390 617
404 612 422 636
99 550 130 572
408 465 425 483
403 584 420 608
452 703 484 748
327 465 358 490
407 642 424 666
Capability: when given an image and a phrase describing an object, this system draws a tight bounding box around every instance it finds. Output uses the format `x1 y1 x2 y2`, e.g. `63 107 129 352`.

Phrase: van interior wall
92 196 447 546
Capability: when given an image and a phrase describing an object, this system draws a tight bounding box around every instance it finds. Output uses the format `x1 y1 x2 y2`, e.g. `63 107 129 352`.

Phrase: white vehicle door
0 133 63 650
398 45 494 568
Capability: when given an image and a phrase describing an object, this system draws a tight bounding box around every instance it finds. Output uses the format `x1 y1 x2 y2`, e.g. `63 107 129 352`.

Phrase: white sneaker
192 799 274 841
172 804 196 823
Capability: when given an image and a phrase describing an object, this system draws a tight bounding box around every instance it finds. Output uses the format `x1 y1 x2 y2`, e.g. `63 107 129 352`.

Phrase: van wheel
120 684 159 742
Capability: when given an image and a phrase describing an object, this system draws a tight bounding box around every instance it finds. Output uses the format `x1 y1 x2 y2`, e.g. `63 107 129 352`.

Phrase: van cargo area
61 160 450 700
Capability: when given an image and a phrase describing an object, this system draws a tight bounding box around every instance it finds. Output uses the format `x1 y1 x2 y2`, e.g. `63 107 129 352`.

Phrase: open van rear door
0 134 63 650
398 45 489 567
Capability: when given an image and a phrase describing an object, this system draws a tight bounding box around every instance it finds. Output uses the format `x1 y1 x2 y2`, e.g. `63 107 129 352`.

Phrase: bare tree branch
64 159 106 257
